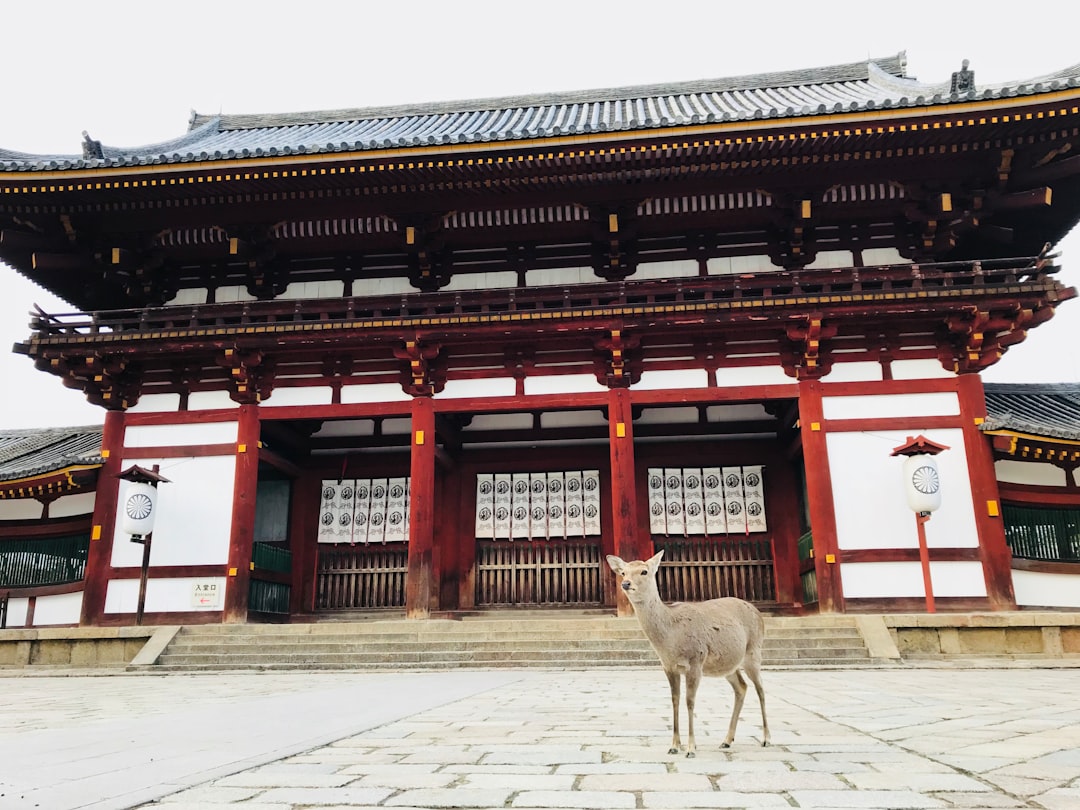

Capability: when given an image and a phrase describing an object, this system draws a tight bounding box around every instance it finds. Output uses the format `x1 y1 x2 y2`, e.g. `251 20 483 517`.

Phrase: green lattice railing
0 535 90 588
1003 505 1080 563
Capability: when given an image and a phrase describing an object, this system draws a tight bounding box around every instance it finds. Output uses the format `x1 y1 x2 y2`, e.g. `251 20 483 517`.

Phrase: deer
606 550 770 757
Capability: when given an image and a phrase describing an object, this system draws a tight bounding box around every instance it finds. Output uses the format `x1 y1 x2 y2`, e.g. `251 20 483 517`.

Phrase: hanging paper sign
475 474 496 538
511 473 531 539
684 468 706 536
530 473 549 539
493 473 512 540
663 467 685 536
565 470 585 537
722 466 747 534
702 467 726 536
647 468 667 535
368 478 388 544
317 480 340 544
583 470 601 536
353 478 372 544
546 472 566 539
385 477 408 543
742 466 768 533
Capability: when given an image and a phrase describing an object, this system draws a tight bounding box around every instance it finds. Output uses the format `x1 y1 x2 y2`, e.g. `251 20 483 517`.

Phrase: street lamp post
117 465 171 625
891 435 949 613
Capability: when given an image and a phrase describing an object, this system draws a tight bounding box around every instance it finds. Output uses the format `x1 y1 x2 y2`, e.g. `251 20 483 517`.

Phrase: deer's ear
646 549 664 574
606 555 626 574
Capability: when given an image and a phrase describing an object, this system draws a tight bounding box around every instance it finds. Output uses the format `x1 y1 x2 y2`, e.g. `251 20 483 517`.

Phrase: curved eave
4 86 1080 183
0 464 101 500
983 429 1080 463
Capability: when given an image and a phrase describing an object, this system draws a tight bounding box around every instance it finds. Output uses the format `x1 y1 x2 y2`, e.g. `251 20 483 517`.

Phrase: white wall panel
111 456 236 568
634 260 698 280
890 359 955 380
861 247 909 265
4 598 28 626
164 287 208 306
280 280 345 299
340 382 412 404
636 407 699 425
0 500 44 520
314 420 377 437
841 561 926 598
994 460 1066 487
261 387 334 407
105 577 227 613
827 429 978 550
635 368 709 391
435 377 517 399
527 266 591 286
28 592 83 625
127 393 182 413
823 392 959 420
929 562 987 597
822 362 883 383
466 414 533 431
353 276 414 296
188 391 240 411
525 374 607 396
541 410 607 429
714 366 791 387
214 285 258 303
443 271 517 291
708 255 775 275
125 421 238 448
1013 570 1080 608
49 492 97 518
804 250 854 269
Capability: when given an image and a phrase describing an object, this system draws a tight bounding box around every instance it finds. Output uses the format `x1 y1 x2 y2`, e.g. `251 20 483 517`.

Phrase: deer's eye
640 570 648 576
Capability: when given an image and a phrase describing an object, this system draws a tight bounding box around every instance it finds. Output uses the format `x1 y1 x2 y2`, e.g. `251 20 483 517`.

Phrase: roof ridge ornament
950 59 976 96
81 131 104 160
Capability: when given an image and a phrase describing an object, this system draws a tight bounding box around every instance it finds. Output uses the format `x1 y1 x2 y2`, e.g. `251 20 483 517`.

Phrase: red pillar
223 404 260 623
798 379 844 613
406 395 437 618
80 409 125 626
958 374 1016 609
608 387 644 615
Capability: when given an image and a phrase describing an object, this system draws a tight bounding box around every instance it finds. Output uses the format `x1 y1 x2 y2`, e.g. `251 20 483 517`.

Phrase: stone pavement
0 666 1078 810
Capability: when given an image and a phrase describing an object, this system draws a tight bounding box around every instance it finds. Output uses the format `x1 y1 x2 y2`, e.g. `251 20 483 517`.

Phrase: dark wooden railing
24 255 1050 341
1004 505 1080 563
248 543 292 615
475 540 602 606
317 544 408 610
0 535 89 588
654 537 776 603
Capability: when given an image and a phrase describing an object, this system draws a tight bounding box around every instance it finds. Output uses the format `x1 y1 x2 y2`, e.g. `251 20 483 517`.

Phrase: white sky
2 0 1078 428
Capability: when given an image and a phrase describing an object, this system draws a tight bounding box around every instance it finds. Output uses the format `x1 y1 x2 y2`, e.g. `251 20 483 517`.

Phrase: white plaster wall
841 561 926 598
27 591 83 625
0 500 44 520
165 288 209 306
524 374 607 396
261 387 334 407
466 414 534 431
214 285 258 303
340 383 412 404
1013 569 1080 608
823 391 959 421
127 393 183 414
49 492 97 519
994 460 1067 487
708 404 773 422
708 255 776 275
314 420 377 437
822 362 883 383
715 366 792 387
929 561 987 597
105 576 228 614
527 266 592 286
125 421 238 448
635 368 709 391
435 377 517 399
542 410 608 429
890 359 955 380
4 598 28 626
804 250 854 269
188 391 240 411
861 247 909 265
382 418 412 434
111 455 236 568
634 260 699 280
280 279 345 300
636 407 699 425
827 429 978 550
353 276 415 296
443 271 517 291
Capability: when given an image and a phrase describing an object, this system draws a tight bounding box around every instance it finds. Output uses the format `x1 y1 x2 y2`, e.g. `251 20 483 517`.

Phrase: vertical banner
385 477 408 543
511 473 531 539
317 480 341 544
494 473 512 540
663 467 685 536
337 479 357 543
402 478 411 543
565 470 585 537
530 473 549 539
702 467 726 535
742 466 768 533
547 472 566 539
353 478 372 544
722 466 746 534
583 469 601 536
475 474 495 539
647 468 667 535
683 468 706 536
368 477 388 544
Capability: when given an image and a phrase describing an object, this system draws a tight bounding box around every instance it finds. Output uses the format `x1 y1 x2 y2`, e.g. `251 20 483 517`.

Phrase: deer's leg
665 669 682 754
684 666 702 758
743 661 770 747
721 670 748 748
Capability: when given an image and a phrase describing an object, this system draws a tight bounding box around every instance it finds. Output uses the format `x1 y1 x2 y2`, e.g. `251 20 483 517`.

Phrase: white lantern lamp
116 465 171 625
890 435 949 612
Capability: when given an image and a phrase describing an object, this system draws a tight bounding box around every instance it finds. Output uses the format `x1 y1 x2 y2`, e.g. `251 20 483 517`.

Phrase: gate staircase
137 613 885 672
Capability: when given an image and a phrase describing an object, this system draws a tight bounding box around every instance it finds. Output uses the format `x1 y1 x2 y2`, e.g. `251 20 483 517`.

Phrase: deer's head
606 550 664 603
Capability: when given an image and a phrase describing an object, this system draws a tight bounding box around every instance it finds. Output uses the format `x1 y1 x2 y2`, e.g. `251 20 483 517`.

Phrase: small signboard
191 581 222 609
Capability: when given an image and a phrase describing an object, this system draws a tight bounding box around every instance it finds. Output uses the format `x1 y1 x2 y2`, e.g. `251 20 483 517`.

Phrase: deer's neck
633 591 675 641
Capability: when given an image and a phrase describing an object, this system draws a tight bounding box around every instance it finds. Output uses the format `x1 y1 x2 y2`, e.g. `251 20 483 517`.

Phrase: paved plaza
0 664 1077 810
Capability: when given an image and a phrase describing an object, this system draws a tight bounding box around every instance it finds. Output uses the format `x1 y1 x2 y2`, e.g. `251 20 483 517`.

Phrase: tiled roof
5 54 1080 172
982 383 1080 441
0 425 104 481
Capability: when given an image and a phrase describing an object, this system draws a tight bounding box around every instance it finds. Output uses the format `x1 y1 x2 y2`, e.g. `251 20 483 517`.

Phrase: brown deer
607 550 770 757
